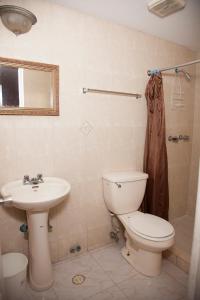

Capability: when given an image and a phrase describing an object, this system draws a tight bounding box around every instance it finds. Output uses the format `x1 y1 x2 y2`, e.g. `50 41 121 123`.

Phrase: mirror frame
0 57 59 116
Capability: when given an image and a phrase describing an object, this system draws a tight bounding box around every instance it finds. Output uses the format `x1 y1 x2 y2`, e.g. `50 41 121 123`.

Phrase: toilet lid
128 213 174 239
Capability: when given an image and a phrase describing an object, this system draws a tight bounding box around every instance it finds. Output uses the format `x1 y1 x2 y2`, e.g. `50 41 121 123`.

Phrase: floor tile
22 284 58 300
162 259 188 287
22 245 189 300
118 272 187 300
90 244 137 283
53 253 114 300
172 215 194 261
87 285 127 300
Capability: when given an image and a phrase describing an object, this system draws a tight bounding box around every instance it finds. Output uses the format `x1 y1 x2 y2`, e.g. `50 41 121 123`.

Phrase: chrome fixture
0 195 12 205
23 174 44 185
20 223 28 233
36 174 44 183
168 135 190 143
70 244 82 253
175 68 191 81
83 88 142 99
0 5 37 36
48 217 53 232
115 183 122 188
178 135 190 141
147 59 200 76
23 175 30 185
110 213 120 242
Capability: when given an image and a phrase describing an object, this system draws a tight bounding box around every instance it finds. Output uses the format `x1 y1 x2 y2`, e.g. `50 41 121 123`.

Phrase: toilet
102 171 175 277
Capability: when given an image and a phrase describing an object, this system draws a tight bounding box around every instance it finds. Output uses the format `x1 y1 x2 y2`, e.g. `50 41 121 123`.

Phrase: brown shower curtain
142 73 169 220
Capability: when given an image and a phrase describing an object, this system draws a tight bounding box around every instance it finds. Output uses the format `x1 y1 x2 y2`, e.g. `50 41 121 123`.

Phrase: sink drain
72 274 86 285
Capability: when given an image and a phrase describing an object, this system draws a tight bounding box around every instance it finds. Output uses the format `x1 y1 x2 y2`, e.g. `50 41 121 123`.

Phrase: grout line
88 242 116 254
162 265 188 288
88 242 138 299
53 251 90 267
82 285 129 300
116 277 135 300
88 245 126 288
53 252 117 300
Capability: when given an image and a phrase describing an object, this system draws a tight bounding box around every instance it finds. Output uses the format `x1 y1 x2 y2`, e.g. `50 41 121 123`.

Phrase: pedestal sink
0 177 71 291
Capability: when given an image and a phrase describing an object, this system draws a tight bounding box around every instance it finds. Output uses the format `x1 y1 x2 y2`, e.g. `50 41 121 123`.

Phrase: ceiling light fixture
0 5 37 36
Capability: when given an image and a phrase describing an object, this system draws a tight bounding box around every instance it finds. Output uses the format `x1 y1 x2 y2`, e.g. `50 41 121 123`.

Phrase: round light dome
0 5 37 36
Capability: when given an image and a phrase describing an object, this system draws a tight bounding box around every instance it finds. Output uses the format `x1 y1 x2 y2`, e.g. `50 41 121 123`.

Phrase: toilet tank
102 171 148 215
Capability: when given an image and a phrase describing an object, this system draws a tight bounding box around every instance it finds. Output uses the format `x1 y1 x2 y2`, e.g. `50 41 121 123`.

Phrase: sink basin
1 177 71 211
1 176 71 291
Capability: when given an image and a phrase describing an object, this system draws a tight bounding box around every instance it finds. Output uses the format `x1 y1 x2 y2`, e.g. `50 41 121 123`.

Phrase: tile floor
22 244 188 300
172 215 194 262
165 215 194 273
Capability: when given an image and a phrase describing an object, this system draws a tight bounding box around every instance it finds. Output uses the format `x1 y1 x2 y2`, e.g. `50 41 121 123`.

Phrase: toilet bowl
102 171 175 277
119 211 175 276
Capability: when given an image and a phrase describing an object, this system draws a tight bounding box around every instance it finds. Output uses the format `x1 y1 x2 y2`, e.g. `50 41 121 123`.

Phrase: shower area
161 57 200 272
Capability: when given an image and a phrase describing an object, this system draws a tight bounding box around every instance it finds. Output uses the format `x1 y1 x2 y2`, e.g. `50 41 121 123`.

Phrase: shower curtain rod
147 59 200 76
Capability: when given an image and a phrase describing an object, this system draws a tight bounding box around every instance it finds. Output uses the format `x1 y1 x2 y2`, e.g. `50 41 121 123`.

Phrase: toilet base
121 239 162 277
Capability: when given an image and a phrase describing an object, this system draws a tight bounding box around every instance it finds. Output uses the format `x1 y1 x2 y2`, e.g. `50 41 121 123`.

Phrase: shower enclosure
162 58 200 273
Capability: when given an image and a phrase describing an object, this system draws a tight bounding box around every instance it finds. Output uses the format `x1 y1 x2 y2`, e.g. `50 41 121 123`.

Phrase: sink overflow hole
72 274 86 285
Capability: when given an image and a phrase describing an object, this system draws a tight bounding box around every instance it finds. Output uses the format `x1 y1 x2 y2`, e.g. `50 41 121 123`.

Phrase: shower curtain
142 73 169 220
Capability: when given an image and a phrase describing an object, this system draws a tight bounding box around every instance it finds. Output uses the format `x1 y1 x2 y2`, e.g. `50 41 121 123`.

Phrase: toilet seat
119 211 175 242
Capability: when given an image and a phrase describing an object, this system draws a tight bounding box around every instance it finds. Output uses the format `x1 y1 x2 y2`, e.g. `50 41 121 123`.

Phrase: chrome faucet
23 174 44 185
36 174 44 183
23 175 30 185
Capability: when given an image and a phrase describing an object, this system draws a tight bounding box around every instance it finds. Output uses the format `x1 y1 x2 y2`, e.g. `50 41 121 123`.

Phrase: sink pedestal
27 211 53 291
1 177 71 291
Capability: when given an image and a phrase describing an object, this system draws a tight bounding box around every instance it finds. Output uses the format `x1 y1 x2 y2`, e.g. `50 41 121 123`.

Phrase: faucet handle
23 175 30 184
37 173 44 182
23 175 30 181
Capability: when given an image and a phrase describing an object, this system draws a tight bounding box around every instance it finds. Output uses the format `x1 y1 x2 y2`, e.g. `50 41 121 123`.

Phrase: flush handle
115 183 122 188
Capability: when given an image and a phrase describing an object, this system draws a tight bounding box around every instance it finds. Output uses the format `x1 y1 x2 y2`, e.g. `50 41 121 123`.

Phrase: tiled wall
166 63 196 220
0 0 197 261
187 54 200 216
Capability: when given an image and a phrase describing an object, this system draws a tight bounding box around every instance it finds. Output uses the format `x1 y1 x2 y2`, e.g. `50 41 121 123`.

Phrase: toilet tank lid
102 171 148 183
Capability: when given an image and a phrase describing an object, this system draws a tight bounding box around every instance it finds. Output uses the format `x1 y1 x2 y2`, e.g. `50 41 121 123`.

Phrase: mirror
0 57 59 115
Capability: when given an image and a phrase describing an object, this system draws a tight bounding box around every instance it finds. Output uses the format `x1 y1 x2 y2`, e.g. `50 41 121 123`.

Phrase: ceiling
53 0 200 52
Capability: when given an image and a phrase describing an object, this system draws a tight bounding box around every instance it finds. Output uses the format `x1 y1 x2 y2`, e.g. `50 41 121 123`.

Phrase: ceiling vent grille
148 0 186 17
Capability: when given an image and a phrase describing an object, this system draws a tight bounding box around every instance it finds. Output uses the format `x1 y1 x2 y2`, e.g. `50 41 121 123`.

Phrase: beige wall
187 54 200 216
0 0 197 262
166 62 196 220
